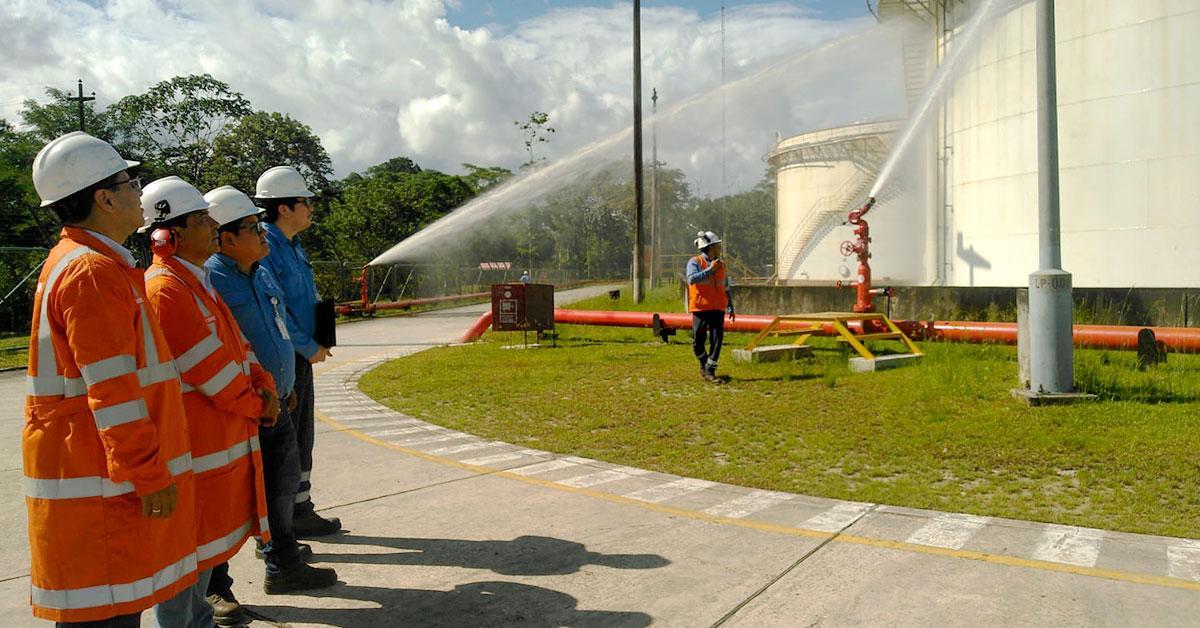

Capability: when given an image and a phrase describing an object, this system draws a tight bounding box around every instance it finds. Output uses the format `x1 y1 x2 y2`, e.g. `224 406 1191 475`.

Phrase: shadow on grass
1077 383 1200 404
315 534 670 576
248 581 652 627
726 373 822 384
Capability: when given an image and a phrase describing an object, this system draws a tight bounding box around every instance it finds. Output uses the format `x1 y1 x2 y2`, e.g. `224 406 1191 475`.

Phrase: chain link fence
312 261 596 307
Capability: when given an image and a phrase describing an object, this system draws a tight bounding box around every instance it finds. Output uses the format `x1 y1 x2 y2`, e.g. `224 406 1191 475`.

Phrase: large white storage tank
774 0 1200 288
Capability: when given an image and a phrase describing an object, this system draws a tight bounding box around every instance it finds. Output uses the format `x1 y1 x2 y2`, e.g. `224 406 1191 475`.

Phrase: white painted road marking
460 451 541 466
391 433 469 447
804 502 873 532
427 441 497 456
906 513 991 549
558 468 650 489
509 459 580 477
626 478 716 504
1033 525 1104 567
329 410 397 421
1167 540 1200 582
703 490 793 519
365 426 433 437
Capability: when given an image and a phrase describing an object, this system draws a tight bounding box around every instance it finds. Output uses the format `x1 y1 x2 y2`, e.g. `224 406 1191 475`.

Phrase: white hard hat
138 176 210 233
204 185 263 228
32 131 140 207
254 165 314 199
695 231 722 250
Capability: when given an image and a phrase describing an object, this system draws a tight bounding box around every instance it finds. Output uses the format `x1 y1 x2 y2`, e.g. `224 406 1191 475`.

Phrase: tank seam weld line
315 409 1200 594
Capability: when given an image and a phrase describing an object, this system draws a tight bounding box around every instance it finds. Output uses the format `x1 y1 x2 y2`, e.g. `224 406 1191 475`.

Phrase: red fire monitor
491 283 555 332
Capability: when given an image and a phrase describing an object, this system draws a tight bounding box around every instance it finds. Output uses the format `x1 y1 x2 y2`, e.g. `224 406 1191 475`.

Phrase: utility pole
720 3 728 240
649 87 659 290
1025 0 1076 398
68 79 95 132
632 0 646 303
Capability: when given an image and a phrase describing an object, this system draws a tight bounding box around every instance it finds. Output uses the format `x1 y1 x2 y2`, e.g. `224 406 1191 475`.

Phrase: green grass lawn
0 334 28 370
361 286 1200 539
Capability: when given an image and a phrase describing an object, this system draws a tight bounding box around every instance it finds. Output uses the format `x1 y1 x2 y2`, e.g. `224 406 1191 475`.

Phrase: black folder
314 298 337 348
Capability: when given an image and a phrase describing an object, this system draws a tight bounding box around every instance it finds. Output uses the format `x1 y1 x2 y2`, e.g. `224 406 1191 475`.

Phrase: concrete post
1028 0 1073 393
631 0 646 304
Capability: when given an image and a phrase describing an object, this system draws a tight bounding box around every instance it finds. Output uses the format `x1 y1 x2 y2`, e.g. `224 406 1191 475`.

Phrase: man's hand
309 346 332 364
258 388 280 426
288 393 299 413
727 306 736 323
141 483 178 519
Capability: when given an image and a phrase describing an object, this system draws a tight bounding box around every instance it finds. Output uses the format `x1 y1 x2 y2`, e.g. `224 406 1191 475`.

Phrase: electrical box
491 283 555 332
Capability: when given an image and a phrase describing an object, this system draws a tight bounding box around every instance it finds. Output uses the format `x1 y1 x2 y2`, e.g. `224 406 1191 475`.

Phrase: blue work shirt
207 252 296 397
260 222 321 360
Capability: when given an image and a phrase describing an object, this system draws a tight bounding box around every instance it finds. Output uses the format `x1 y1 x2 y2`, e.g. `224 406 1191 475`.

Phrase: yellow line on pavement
315 409 1200 594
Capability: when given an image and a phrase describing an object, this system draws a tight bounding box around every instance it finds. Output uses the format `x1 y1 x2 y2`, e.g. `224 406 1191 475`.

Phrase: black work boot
206 592 248 627
256 540 313 562
263 563 338 595
293 510 342 539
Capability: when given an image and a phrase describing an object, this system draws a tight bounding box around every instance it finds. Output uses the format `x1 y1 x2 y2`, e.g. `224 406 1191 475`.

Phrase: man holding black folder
255 165 342 538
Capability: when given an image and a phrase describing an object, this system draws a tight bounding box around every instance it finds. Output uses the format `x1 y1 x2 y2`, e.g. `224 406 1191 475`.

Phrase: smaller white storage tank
769 120 928 285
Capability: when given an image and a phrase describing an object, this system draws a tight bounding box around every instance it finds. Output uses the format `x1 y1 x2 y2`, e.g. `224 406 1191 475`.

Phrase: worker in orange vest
24 132 198 626
140 177 279 626
686 231 735 384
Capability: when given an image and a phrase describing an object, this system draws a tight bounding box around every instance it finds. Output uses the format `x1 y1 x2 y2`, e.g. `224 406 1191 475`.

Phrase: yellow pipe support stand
743 312 923 361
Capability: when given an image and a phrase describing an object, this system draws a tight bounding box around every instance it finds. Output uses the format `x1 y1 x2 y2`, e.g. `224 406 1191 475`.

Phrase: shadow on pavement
315 534 670 576
249 581 652 627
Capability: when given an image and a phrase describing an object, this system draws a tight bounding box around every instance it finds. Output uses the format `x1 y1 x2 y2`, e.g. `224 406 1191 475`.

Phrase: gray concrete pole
632 0 646 303
649 88 659 290
1027 0 1074 393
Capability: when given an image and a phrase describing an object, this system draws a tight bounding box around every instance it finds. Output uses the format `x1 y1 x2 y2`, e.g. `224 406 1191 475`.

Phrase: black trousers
292 354 316 516
259 400 303 573
692 310 725 370
56 614 140 628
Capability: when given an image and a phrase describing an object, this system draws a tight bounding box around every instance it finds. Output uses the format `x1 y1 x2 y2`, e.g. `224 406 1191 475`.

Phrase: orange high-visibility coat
687 255 729 312
23 227 197 623
145 255 273 572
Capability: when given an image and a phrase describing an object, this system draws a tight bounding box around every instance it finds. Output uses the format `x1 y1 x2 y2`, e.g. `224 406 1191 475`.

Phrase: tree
690 172 775 275
460 163 512 194
205 111 334 196
20 87 117 144
0 118 53 246
321 162 475 263
112 74 251 182
0 118 54 332
514 111 555 165
365 157 421 178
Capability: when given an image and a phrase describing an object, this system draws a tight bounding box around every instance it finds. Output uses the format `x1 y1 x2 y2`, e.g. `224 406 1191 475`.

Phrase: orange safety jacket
687 255 729 312
23 227 197 623
145 255 273 572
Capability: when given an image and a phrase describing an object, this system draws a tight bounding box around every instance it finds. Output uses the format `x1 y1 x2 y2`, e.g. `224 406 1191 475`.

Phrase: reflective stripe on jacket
145 256 272 570
261 223 319 359
206 252 296 396
686 254 729 312
24 227 197 623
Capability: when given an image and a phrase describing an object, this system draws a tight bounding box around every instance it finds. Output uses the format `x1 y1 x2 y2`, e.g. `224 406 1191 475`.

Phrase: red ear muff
150 228 177 257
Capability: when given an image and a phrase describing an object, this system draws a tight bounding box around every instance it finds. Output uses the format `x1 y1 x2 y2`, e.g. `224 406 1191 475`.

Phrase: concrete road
2 284 1198 627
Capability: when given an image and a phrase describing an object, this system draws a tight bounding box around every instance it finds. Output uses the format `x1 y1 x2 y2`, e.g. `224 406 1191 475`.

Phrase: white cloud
0 0 906 194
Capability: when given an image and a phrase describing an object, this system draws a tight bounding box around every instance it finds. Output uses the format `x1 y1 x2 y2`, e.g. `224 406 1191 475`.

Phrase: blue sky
448 1 870 30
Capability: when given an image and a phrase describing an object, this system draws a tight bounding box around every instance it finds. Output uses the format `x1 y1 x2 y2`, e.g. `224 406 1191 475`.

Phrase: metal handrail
777 173 864 275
